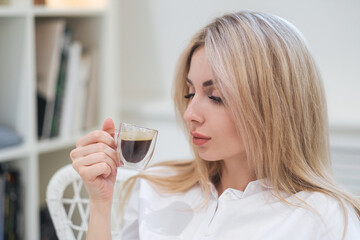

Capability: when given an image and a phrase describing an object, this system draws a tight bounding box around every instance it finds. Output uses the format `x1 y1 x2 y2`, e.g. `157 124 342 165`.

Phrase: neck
216 154 256 196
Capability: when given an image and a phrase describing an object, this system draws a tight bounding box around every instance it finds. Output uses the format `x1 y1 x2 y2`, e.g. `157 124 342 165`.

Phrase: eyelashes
208 96 222 103
184 93 223 104
184 93 195 99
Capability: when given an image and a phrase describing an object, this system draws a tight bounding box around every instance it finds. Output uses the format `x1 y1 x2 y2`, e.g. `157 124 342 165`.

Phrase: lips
191 131 211 146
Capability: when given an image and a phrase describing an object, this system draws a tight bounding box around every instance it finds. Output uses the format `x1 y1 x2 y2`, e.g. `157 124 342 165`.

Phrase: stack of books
35 19 99 140
34 0 107 8
0 0 9 5
0 164 21 240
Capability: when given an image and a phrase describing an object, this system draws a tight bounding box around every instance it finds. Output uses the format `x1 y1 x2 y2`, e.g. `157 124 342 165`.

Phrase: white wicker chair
46 164 137 240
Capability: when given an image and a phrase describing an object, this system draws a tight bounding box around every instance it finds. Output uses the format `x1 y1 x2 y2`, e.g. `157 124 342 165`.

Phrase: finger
78 162 112 182
70 142 121 168
76 130 115 148
73 152 118 176
71 146 120 171
102 118 115 137
71 142 118 162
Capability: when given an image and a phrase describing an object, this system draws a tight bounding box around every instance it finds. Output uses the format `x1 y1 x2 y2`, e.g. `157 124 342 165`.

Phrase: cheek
201 110 244 160
216 110 239 141
217 119 244 153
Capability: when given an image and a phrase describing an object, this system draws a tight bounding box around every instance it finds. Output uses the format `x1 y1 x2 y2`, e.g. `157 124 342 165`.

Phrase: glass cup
114 123 158 170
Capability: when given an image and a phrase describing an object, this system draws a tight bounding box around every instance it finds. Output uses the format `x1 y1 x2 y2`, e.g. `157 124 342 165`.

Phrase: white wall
118 0 360 129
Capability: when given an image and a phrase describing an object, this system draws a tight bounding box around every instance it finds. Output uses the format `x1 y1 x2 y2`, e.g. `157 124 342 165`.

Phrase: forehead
187 47 215 86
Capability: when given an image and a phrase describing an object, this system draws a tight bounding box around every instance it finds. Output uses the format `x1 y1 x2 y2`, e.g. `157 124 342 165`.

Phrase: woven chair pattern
46 164 136 240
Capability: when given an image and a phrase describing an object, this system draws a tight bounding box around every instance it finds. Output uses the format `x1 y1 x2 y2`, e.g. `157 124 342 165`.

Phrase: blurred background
0 0 359 239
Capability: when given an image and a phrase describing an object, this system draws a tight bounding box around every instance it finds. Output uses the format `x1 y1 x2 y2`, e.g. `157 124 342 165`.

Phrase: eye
209 96 223 104
184 93 195 99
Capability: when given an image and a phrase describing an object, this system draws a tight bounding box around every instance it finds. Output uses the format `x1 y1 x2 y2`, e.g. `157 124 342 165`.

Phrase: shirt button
225 192 232 199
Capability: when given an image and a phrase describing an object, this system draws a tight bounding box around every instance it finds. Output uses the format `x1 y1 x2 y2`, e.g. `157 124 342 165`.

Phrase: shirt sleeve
321 198 360 240
116 179 141 240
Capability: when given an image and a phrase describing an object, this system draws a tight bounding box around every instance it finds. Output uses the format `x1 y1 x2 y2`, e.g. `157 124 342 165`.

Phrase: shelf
0 0 116 238
37 133 82 154
0 7 27 17
0 132 94 161
37 126 97 154
0 132 96 160
32 6 106 17
0 144 28 162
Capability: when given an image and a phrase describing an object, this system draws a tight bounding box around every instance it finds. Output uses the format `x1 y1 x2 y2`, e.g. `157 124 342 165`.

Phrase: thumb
102 118 115 136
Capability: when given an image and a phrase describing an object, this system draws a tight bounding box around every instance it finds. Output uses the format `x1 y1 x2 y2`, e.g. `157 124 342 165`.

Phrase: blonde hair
121 11 360 237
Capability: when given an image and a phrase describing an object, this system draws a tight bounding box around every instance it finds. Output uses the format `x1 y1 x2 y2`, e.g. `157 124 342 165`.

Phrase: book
59 41 83 137
36 19 66 139
0 167 5 240
73 51 92 134
45 0 106 8
33 0 45 5
83 49 99 130
50 26 73 138
0 165 21 240
0 0 9 5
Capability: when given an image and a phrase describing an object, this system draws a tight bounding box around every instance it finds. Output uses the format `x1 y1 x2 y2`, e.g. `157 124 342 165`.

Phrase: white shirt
117 178 360 240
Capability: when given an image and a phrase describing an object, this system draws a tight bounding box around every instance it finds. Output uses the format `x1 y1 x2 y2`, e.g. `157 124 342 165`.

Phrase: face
183 46 245 162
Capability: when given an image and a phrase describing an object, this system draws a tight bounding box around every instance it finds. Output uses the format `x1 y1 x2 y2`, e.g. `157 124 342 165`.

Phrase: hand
70 118 122 205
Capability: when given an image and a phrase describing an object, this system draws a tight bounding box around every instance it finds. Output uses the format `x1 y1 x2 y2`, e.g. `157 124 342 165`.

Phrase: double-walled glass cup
114 123 158 170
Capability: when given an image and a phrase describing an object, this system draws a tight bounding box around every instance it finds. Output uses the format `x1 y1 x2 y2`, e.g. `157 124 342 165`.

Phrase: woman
70 11 360 239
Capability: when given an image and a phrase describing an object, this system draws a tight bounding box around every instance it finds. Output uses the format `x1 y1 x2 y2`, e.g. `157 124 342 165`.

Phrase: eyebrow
186 78 214 88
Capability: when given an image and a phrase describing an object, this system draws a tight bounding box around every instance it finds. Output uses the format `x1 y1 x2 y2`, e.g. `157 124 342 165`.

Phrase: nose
183 98 204 125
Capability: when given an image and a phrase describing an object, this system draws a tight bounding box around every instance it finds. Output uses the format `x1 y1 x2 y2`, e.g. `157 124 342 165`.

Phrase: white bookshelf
0 0 118 239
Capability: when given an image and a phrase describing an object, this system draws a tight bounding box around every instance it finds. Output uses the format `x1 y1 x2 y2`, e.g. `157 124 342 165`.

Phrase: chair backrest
46 164 137 240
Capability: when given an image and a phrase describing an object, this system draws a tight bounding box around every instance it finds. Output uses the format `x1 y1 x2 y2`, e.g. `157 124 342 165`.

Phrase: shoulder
297 191 342 212
295 191 360 239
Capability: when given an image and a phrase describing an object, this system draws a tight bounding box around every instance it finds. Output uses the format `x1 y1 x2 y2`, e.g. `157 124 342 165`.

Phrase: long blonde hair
121 11 360 237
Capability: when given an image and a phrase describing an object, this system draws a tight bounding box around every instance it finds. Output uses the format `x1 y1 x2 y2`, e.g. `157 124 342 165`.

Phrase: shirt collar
207 179 273 199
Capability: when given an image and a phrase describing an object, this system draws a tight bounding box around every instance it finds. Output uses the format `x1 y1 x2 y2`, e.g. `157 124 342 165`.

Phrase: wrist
88 199 112 240
90 198 112 212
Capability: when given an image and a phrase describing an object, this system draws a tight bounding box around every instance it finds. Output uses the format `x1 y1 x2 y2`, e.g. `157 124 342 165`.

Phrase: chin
198 151 221 162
